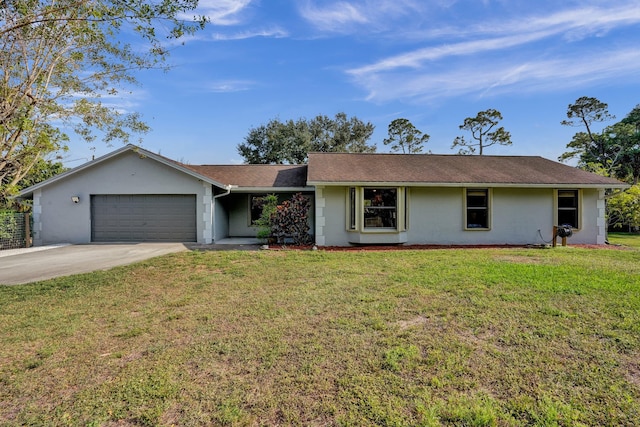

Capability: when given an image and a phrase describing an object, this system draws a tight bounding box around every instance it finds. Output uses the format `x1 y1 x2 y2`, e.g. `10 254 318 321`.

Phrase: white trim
597 189 606 244
32 189 42 246
315 186 326 246
202 182 213 244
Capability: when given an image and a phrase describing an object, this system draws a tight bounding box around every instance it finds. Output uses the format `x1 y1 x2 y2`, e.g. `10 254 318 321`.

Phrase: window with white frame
465 189 490 229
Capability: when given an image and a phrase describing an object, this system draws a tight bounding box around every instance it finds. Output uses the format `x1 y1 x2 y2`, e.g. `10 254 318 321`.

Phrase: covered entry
91 194 197 242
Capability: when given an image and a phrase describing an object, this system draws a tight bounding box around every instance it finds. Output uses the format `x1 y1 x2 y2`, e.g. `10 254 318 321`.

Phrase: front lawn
1 246 639 426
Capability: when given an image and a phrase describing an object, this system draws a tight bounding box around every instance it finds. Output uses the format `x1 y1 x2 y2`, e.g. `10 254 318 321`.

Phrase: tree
237 113 376 164
607 184 640 231
1 0 208 203
559 98 640 231
559 98 640 184
558 97 617 169
383 118 429 154
17 158 66 190
451 109 511 155
618 105 640 184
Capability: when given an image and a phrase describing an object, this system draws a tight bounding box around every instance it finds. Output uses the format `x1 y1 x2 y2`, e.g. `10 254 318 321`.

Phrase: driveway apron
0 243 188 285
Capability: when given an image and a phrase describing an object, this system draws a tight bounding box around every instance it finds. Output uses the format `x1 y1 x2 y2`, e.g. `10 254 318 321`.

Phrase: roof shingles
183 164 308 188
307 153 627 187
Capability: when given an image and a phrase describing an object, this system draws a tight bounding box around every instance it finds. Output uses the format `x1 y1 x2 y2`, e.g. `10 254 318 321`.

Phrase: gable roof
18 145 229 197
307 152 628 188
183 164 308 189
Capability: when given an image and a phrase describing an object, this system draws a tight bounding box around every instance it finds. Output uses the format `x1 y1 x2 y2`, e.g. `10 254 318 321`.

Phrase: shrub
254 194 278 243
271 193 312 246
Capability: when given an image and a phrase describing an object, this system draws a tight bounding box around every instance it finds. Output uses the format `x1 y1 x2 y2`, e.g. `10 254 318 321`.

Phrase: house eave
306 181 630 189
229 186 314 193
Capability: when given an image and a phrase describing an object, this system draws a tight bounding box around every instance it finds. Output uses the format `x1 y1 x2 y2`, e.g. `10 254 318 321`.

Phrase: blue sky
65 0 640 167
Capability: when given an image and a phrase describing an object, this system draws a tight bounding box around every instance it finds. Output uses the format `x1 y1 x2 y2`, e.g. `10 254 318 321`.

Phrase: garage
91 195 197 242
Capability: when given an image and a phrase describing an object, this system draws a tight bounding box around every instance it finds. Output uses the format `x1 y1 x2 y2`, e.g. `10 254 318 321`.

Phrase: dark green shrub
254 194 278 243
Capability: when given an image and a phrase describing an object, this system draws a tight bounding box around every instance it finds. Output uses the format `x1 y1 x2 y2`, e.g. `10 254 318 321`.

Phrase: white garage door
91 195 197 242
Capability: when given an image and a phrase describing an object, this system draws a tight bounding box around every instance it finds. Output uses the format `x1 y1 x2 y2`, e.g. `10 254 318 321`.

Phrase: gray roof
307 152 628 188
184 164 308 188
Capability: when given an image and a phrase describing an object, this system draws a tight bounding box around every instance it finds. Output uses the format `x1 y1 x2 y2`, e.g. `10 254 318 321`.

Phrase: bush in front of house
254 194 278 243
270 193 312 246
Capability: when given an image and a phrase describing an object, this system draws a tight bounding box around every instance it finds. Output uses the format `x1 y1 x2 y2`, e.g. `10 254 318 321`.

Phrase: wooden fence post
24 212 31 248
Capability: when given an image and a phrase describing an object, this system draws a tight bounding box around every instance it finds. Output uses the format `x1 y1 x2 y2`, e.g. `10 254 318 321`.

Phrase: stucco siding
320 186 603 246
224 194 255 237
35 151 208 245
575 188 599 244
322 186 350 246
213 197 230 241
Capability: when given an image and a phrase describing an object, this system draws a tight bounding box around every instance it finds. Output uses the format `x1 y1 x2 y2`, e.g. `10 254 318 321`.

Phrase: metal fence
0 212 31 250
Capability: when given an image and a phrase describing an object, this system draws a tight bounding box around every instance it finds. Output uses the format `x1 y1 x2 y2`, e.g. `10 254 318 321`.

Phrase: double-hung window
465 189 490 229
557 189 579 228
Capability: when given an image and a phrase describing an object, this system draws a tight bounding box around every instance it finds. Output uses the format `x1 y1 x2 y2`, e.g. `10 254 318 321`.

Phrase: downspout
212 184 236 242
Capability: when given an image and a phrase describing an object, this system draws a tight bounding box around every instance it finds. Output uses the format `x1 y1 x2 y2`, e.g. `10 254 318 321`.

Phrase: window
557 189 579 228
348 187 405 231
466 189 489 229
349 187 357 230
250 194 267 225
363 188 397 228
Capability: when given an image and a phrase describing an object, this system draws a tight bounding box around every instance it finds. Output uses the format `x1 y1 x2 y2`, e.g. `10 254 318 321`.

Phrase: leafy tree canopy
608 184 640 231
237 112 376 164
17 157 66 191
1 0 208 204
451 109 512 155
383 118 429 154
560 99 640 184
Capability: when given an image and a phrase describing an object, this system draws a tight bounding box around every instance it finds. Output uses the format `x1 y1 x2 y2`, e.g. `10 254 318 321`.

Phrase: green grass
1 245 639 426
608 232 640 248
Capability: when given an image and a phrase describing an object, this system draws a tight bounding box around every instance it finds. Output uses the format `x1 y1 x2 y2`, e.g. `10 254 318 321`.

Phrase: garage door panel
91 195 197 242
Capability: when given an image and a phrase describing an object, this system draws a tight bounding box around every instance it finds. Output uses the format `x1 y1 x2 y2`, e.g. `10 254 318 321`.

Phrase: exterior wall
223 193 254 237
578 188 600 244
319 185 604 246
319 186 349 246
33 151 210 245
213 196 230 241
221 192 315 239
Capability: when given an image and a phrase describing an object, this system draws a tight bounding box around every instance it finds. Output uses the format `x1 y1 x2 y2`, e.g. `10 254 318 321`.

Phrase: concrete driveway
0 243 188 285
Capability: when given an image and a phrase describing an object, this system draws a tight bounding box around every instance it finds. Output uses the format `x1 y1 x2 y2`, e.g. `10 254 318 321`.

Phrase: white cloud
298 0 425 33
355 47 640 103
348 30 556 75
345 3 640 102
191 0 254 26
299 1 369 31
349 4 640 76
206 79 256 93
211 27 289 41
